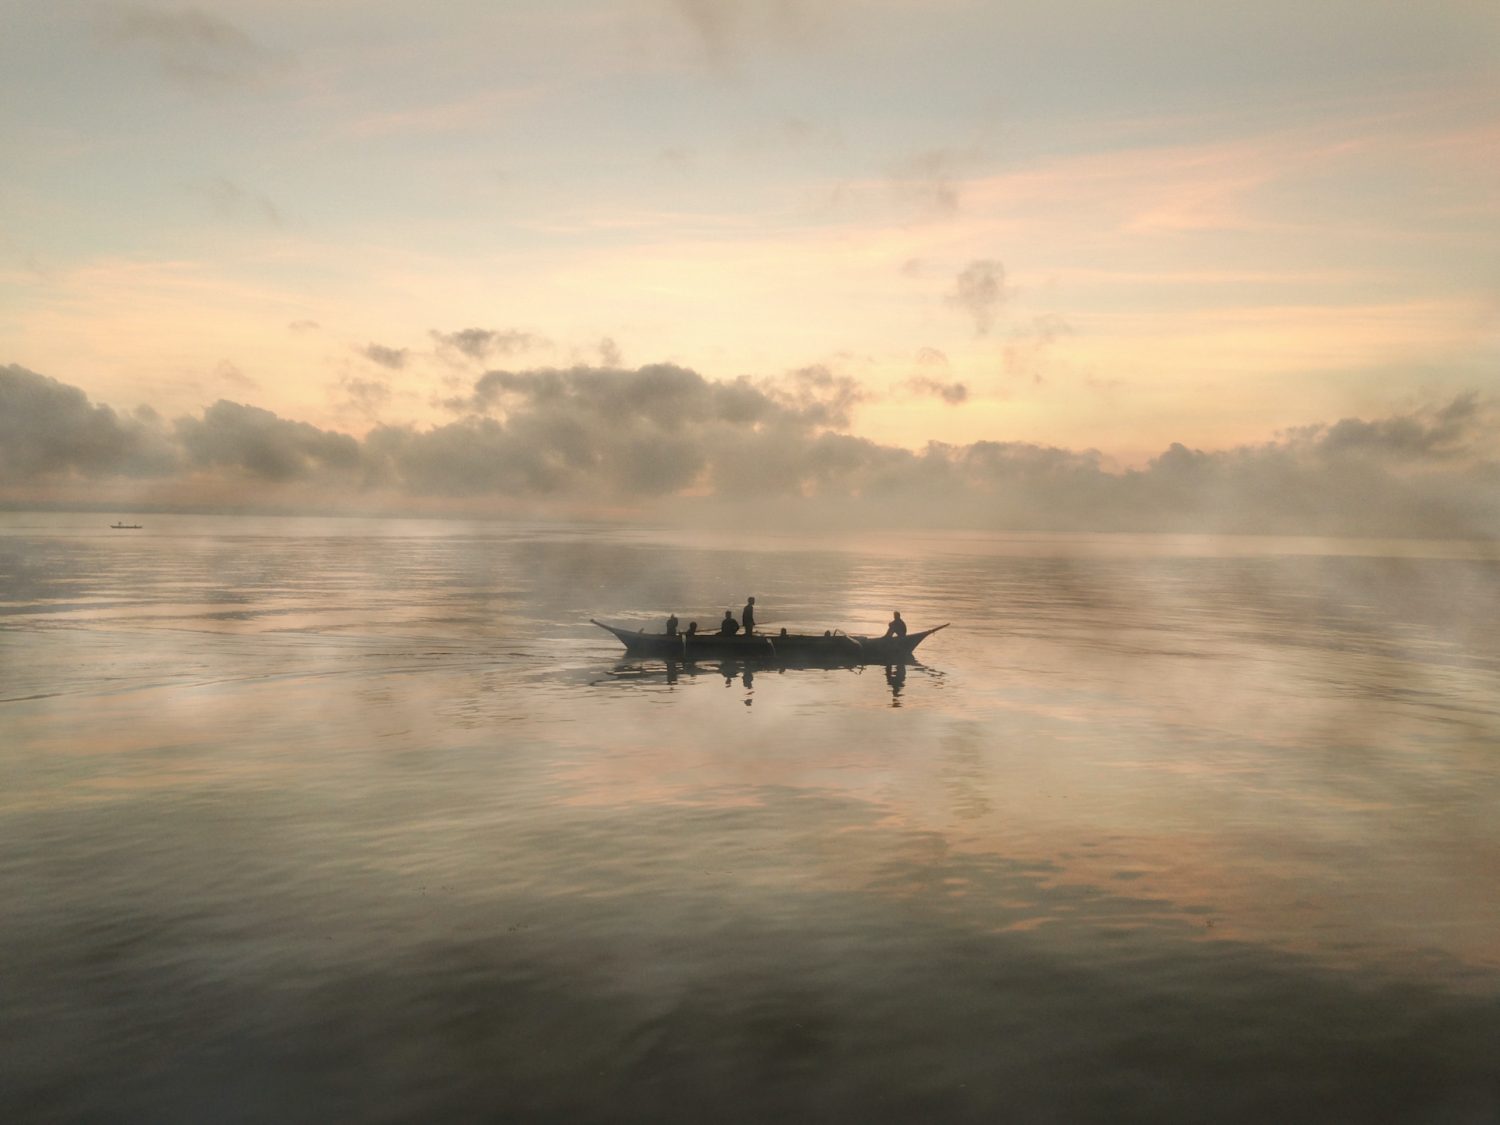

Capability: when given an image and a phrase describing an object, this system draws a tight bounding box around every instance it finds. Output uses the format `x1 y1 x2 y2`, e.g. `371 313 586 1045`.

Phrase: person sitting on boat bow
883 611 907 639
719 610 739 636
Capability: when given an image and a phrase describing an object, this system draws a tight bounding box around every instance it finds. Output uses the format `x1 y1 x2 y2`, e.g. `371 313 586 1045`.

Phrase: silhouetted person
719 610 739 636
883 611 907 639
742 596 756 634
665 612 679 637
686 621 698 637
779 627 788 638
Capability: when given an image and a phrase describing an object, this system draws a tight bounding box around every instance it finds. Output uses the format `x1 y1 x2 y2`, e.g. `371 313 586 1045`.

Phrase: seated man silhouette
883 611 907 639
718 610 740 636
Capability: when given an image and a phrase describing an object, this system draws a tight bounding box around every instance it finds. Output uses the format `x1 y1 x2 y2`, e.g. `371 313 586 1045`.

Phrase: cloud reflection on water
3 517 1499 1119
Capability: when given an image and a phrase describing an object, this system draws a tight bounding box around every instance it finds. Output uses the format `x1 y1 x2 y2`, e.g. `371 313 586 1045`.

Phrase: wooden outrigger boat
590 619 947 664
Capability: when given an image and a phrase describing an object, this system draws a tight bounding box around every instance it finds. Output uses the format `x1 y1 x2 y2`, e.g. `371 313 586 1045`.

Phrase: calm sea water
2 513 1499 1123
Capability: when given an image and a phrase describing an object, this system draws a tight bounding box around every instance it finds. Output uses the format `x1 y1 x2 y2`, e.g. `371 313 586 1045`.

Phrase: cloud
906 377 968 405
1286 393 1486 462
890 149 965 217
450 362 857 433
0 365 176 480
905 348 966 401
774 365 868 429
337 377 393 419
1003 314 1074 383
4 364 1497 537
197 177 283 226
101 5 287 88
667 0 827 70
657 146 696 169
359 344 408 370
384 366 715 496
671 0 739 63
214 360 258 391
430 328 548 362
175 400 361 483
400 362 871 499
1121 396 1500 535
947 260 1010 335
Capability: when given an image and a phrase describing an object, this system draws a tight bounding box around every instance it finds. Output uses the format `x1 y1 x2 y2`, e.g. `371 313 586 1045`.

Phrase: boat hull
590 620 946 664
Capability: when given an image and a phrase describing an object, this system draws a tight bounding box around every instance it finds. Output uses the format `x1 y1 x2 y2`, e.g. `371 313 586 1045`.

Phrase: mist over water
3 514 1498 1122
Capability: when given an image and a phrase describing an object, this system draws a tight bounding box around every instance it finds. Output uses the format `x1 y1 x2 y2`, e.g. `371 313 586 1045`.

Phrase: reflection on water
596 657 932 711
2 515 1499 1121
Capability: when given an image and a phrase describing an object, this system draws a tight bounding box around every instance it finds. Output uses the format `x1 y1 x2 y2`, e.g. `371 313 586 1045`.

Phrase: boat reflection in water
590 618 947 707
597 651 934 708
884 660 907 705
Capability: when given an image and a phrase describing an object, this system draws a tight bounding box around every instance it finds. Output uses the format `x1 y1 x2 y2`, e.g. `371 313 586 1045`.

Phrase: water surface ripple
2 515 1498 1122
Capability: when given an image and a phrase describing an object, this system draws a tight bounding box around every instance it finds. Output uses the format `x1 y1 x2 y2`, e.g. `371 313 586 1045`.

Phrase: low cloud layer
3 363 1496 537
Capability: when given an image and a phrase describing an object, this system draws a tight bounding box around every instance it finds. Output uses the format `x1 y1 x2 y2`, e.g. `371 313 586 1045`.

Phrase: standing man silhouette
742 596 757 635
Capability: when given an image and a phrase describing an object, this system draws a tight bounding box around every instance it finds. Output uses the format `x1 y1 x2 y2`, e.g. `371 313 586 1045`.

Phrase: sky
2 0 1498 532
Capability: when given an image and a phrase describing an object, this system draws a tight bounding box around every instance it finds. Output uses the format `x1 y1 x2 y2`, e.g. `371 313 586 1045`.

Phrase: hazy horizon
4 362 1497 538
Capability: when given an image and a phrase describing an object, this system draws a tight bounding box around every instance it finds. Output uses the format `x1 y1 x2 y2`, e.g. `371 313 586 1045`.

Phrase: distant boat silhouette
591 619 947 663
109 521 143 529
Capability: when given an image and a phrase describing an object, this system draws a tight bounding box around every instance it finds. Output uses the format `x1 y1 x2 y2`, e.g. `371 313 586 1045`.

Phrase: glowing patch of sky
1 0 1496 458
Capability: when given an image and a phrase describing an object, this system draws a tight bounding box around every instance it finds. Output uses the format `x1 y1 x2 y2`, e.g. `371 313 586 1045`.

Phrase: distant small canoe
109 522 143 529
591 619 947 663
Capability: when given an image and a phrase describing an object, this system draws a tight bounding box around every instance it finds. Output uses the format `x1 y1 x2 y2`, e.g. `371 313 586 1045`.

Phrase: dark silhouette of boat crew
742 596 756 634
665 612 679 637
590 617 947 663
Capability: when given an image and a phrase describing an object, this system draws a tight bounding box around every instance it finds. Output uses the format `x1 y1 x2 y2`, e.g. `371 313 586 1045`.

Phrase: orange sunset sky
2 1 1497 529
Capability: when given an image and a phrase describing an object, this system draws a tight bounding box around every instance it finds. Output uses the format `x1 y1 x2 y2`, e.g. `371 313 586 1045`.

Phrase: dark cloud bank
2 363 1497 538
